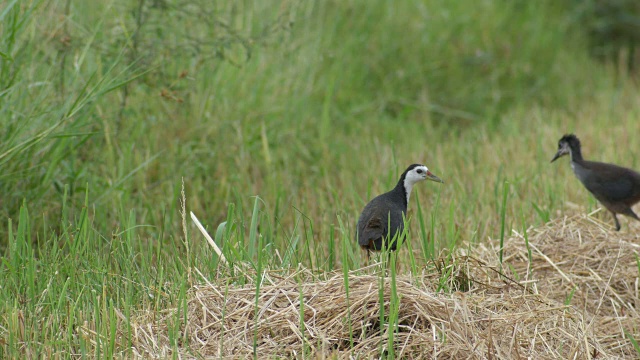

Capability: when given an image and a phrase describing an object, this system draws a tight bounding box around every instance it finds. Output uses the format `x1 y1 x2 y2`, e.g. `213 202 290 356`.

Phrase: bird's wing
585 162 640 202
358 216 386 246
592 177 636 202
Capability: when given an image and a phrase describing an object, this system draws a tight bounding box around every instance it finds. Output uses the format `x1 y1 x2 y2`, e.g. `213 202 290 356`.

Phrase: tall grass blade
499 180 510 267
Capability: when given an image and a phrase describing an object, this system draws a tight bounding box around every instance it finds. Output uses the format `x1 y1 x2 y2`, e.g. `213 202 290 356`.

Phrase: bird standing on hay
356 164 443 261
551 134 640 231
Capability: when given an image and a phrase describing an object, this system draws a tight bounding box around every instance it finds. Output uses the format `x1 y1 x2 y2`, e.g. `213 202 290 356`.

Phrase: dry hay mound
478 213 640 358
132 214 640 359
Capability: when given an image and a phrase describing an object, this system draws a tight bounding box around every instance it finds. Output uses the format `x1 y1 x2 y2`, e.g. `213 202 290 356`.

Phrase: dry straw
130 213 640 359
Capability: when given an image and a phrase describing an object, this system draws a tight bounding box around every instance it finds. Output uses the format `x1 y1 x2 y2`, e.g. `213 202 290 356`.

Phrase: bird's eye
416 169 424 174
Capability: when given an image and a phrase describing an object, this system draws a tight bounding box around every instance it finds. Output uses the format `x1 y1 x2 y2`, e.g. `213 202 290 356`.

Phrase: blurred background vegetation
3 0 640 257
2 0 640 354
2 0 640 258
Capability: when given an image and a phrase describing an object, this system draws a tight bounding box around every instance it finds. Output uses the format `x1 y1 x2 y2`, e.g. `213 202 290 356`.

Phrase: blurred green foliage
0 0 630 247
569 0 640 71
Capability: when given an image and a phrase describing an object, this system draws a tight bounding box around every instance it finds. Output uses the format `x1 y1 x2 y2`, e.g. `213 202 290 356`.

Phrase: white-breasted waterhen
551 134 640 231
356 164 443 261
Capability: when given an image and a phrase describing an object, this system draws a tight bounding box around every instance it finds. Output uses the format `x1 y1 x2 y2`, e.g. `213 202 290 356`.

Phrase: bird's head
551 134 580 163
404 164 444 185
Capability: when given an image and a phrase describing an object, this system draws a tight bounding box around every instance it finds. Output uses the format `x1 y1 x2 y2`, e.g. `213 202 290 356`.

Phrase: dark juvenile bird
551 134 640 231
356 164 443 260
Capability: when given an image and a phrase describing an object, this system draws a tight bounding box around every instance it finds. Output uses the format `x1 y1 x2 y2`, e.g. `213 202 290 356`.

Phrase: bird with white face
356 164 443 261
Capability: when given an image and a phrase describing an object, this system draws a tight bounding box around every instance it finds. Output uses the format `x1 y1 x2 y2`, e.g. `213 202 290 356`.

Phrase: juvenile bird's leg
623 207 640 220
611 212 621 232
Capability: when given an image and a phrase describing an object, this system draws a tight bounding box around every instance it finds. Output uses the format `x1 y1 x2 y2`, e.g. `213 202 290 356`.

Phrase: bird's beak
550 152 561 163
426 171 444 183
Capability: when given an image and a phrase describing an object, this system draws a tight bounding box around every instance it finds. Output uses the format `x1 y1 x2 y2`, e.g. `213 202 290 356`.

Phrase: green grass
2 0 640 357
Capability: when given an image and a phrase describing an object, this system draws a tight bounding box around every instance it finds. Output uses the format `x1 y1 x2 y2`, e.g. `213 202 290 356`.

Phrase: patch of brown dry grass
130 213 640 359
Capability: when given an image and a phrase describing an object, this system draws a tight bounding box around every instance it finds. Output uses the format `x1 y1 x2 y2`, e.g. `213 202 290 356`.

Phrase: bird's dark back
356 191 407 245
579 160 640 204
